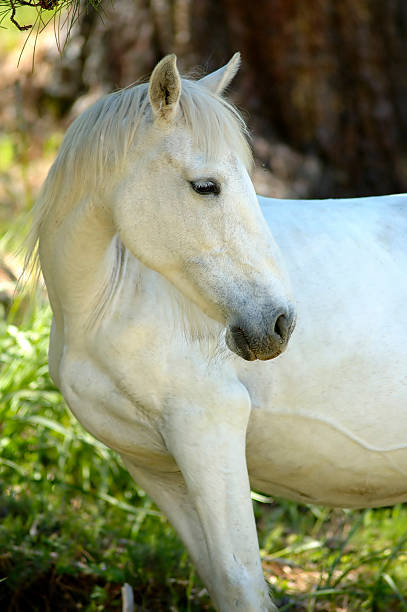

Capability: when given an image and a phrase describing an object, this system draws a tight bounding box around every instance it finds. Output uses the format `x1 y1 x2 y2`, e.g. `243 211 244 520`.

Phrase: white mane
24 76 253 279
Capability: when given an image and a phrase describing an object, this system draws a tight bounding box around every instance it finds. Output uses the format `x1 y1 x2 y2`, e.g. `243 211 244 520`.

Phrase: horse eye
190 179 220 195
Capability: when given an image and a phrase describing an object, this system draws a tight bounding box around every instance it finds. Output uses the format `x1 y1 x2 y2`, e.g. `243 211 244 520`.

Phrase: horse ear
199 52 241 95
149 54 181 122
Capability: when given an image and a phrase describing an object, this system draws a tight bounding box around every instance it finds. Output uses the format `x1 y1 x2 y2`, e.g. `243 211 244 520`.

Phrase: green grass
1 305 407 610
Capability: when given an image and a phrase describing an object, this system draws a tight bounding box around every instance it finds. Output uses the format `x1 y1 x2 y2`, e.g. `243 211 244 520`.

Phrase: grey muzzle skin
225 304 296 361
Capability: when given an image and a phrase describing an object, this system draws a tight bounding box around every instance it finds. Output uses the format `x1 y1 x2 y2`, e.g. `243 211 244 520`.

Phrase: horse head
108 54 296 360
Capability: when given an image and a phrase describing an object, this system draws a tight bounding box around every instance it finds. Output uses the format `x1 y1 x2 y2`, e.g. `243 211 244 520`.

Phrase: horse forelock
179 78 253 170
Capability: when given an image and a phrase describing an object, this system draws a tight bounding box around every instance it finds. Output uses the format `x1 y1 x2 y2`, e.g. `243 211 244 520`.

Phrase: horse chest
58 343 178 471
57 301 241 472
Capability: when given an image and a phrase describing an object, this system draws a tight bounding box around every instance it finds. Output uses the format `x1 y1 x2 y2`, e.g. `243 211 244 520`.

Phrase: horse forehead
162 150 241 177
146 126 240 169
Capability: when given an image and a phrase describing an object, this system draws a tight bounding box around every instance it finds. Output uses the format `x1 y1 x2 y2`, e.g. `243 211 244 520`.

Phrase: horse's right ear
149 54 181 123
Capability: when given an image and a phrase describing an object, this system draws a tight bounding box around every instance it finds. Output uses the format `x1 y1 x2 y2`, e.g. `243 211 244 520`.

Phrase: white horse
26 53 407 611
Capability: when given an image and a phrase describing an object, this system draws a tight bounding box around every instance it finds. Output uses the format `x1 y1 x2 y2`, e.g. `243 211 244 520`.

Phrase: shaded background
2 2 407 611
3 0 407 221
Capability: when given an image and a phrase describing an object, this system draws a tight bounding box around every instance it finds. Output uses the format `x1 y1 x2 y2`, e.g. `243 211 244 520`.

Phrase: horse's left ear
199 52 241 95
149 54 181 123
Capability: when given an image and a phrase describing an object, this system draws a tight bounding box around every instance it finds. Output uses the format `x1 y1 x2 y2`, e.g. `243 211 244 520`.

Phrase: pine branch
4 0 60 31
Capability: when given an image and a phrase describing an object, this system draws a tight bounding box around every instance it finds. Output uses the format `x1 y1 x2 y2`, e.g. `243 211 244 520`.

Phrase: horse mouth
226 326 257 361
225 328 286 360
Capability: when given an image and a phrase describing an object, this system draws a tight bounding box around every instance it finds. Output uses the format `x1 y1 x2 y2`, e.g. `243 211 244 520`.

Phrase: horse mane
23 75 253 283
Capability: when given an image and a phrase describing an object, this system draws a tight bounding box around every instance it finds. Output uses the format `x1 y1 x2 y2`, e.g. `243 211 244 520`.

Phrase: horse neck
39 195 118 326
40 195 224 352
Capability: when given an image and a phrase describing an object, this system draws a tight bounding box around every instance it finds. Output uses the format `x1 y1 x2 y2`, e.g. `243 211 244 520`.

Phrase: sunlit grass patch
0 134 15 172
256 501 407 610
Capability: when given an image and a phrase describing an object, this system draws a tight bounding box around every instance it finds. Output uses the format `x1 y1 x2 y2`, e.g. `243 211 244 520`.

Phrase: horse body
29 53 407 611
246 194 407 508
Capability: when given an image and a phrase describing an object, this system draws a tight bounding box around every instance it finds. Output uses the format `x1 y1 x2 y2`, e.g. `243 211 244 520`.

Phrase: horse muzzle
225 305 296 361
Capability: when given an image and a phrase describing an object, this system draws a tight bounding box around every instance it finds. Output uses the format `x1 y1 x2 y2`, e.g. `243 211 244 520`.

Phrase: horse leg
157 396 276 612
120 457 216 595
122 453 275 612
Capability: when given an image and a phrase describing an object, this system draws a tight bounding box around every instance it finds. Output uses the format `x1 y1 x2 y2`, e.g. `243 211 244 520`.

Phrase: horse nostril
274 313 289 343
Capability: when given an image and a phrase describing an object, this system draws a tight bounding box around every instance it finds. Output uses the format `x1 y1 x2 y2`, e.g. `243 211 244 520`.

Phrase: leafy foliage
0 0 102 31
0 0 103 62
